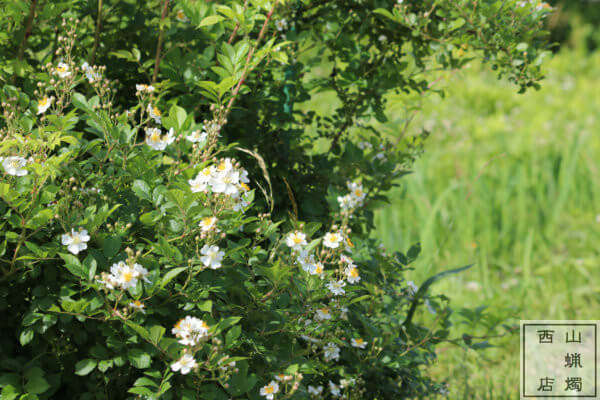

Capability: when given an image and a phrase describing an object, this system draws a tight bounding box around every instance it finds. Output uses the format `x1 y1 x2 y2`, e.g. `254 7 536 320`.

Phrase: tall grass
375 48 600 397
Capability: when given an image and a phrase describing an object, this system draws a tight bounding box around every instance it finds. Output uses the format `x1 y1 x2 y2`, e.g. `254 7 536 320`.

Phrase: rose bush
0 0 550 399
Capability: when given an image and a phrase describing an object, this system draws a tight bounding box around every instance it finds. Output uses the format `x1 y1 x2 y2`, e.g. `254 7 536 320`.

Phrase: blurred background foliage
372 1 600 398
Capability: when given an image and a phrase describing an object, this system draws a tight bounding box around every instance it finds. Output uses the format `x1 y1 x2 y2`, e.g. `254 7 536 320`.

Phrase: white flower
129 300 145 313
212 168 241 196
81 62 100 83
186 130 208 143
199 216 218 232
172 315 210 346
147 104 162 124
105 261 149 290
307 385 323 396
329 380 341 397
340 255 353 264
200 245 224 269
351 338 367 349
171 353 197 375
337 194 353 211
175 9 189 22
323 342 340 362
296 250 315 272
345 265 360 284
347 181 366 204
260 381 280 400
2 156 28 176
309 262 325 277
323 232 343 249
315 307 331 321
275 19 288 31
145 127 174 151
378 34 387 43
136 84 155 93
61 228 90 255
55 62 71 78
326 280 346 296
275 373 292 382
286 231 307 249
189 166 214 193
37 95 53 114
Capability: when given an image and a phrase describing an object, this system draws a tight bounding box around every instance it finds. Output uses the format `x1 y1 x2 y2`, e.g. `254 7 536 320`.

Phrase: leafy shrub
0 1 549 399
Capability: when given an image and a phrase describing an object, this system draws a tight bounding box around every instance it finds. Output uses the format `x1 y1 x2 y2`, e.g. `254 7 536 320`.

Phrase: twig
152 0 170 83
224 1 278 117
90 0 103 64
227 0 249 44
16 0 38 61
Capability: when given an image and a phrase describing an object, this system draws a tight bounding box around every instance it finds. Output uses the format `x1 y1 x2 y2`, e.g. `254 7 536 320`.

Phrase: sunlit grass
374 49 600 398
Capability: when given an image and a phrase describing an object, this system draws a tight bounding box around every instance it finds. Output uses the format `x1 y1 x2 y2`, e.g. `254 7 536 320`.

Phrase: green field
374 48 600 398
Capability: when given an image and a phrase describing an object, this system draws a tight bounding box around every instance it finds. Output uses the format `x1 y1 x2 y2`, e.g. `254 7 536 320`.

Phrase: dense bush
0 1 549 399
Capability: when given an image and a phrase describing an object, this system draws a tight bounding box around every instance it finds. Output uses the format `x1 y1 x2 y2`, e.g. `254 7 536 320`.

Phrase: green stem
90 0 103 64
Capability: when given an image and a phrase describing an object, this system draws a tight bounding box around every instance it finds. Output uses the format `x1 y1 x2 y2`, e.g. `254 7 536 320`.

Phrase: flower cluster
337 181 366 213
172 316 210 346
98 261 149 290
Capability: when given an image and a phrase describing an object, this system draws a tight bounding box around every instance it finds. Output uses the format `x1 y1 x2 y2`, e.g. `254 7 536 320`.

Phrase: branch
152 0 170 83
16 0 38 61
90 0 103 64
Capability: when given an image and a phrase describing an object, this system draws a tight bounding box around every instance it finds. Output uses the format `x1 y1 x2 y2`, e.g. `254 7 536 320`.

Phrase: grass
374 48 600 398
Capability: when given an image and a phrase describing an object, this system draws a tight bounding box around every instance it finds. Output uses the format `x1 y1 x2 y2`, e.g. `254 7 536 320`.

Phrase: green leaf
102 236 121 258
19 328 34 345
199 15 225 27
59 252 87 279
128 349 152 369
24 368 50 395
132 180 152 202
159 267 187 289
74 359 97 376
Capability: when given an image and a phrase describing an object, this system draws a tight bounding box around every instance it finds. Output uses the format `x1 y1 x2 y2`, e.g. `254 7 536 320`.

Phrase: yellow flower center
328 234 338 242
71 235 81 245
349 268 359 278
57 66 67 73
217 161 227 171
346 237 354 247
177 10 185 19
202 217 214 227
354 189 363 197
240 182 250 191
40 97 48 106
202 169 212 176
355 338 364 345
123 271 134 282
320 308 329 314
265 385 275 394
133 300 142 307
293 235 303 244
151 131 161 143
314 264 323 274
153 107 161 116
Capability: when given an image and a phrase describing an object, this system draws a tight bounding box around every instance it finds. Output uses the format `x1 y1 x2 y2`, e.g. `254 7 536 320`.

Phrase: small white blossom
315 307 332 321
286 231 307 249
309 262 325 277
345 265 360 284
37 95 53 114
260 381 280 400
61 228 90 255
55 62 71 78
129 300 145 313
200 244 224 269
172 315 210 346
147 104 162 124
322 231 343 249
275 19 288 31
81 62 101 83
351 338 367 349
175 9 189 22
323 342 340 362
145 127 175 151
308 385 323 396
2 156 29 176
199 216 218 232
326 280 346 296
275 373 292 382
329 380 341 397
171 353 197 375
136 84 155 93
186 130 208 143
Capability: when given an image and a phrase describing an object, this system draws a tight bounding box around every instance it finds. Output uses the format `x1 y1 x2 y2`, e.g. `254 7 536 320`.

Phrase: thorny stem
224 1 279 117
227 0 249 44
152 0 170 83
90 0 103 64
16 0 38 62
